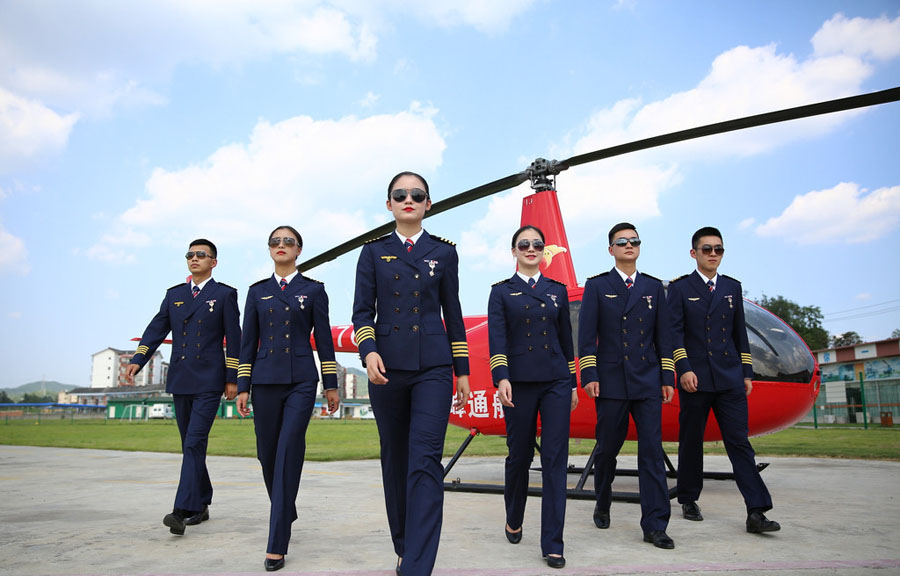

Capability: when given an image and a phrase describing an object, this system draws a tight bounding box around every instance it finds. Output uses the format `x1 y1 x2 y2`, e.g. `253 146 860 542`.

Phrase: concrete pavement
1 444 898 576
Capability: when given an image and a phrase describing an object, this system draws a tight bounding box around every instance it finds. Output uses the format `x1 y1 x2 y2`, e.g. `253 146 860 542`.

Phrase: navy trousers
503 378 571 556
369 365 452 576
677 387 772 511
251 381 317 555
594 397 671 534
172 391 221 514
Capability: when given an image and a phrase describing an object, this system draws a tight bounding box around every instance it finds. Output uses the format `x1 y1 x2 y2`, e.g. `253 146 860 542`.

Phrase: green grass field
1 417 898 461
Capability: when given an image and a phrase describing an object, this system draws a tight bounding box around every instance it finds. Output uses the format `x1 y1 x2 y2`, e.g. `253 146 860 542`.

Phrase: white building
90 347 165 388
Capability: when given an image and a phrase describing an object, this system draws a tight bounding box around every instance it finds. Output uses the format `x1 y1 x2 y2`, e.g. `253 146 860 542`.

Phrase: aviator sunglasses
516 239 545 251
390 187 429 203
699 244 725 255
185 251 211 259
268 237 298 247
612 237 642 247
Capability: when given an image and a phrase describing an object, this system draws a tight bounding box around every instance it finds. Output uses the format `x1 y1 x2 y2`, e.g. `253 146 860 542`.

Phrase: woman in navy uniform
236 225 340 572
488 225 577 570
352 171 470 576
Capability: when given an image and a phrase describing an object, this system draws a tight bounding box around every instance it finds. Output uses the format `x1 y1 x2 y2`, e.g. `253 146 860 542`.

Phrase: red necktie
528 278 536 289
280 278 287 291
625 276 633 289
192 285 200 298
707 280 715 292
405 239 414 253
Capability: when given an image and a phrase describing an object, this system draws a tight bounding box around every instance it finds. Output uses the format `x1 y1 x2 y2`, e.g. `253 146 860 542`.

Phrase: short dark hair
511 225 545 249
189 238 217 258
692 226 723 249
387 171 430 200
608 222 637 246
268 225 303 249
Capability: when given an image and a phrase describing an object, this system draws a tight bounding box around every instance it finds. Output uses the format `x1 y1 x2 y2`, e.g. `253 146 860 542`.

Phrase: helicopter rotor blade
299 86 900 272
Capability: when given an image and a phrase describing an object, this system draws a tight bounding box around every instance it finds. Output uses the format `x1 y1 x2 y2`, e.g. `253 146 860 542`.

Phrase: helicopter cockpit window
744 302 815 384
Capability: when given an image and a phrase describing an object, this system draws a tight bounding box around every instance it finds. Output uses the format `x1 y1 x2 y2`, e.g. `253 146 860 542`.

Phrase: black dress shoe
264 557 285 572
593 503 610 529
682 501 703 521
746 511 781 533
545 554 566 569
505 525 522 544
163 511 185 535
183 505 209 526
643 530 675 549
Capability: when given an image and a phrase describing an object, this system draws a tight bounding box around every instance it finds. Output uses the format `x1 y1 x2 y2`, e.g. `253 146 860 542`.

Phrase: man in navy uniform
126 238 240 535
668 226 780 534
578 222 676 549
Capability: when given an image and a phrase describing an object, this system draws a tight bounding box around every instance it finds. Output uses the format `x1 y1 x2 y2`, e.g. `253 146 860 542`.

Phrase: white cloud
0 86 78 173
459 13 900 261
90 105 445 262
359 91 380 108
812 13 900 61
87 228 152 264
756 182 900 244
0 222 30 275
739 217 756 230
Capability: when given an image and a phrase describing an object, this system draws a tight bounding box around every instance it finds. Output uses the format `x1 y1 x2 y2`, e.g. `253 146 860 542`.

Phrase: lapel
688 271 713 310
264 276 292 306
184 278 216 318
389 231 417 267
283 274 309 310
414 230 442 264
623 271 641 313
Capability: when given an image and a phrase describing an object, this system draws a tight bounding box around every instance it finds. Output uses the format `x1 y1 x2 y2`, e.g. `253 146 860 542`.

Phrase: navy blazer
487 274 576 387
237 275 338 393
131 279 241 395
667 271 753 392
577 269 675 399
352 231 469 376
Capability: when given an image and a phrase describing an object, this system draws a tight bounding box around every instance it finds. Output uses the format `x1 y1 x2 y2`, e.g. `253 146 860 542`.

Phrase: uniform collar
395 228 425 245
274 270 299 285
191 277 213 292
516 270 541 284
696 269 718 287
614 267 638 284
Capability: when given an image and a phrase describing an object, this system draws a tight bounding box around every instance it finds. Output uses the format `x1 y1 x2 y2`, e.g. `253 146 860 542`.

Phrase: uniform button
724 351 729 356
269 349 274 354
639 342 644 348
182 331 187 336
622 316 627 321
183 319 189 325
641 356 646 361
706 315 711 319
285 334 290 339
622 329 628 334
524 305 530 310
638 318 643 322
195 355 201 359
413 291 420 297
528 346 534 351
196 343 201 348
412 307 419 314
414 273 420 279
269 309 274 313
268 322 273 326
722 314 727 319
542 330 548 335
181 343 186 348
284 306 290 311
197 319 202 324
393 291 400 297
706 326 711 331
541 317 547 321
180 355 185 360
411 325 419 332
624 355 629 361
540 303 546 308
525 319 531 324
268 336 274 340
722 327 727 332
526 332 531 337
284 321 290 326
624 342 629 348
284 348 290 353
543 344 550 349
707 338 712 343
640 330 645 335
722 338 727 343
393 326 399 332
708 351 713 356
394 274 400 280
394 307 400 313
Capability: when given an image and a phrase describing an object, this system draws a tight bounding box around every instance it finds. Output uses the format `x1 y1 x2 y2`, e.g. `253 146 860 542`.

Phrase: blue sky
1 1 899 387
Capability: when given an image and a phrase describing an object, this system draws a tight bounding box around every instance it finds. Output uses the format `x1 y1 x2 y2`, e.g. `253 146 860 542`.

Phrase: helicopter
307 87 899 500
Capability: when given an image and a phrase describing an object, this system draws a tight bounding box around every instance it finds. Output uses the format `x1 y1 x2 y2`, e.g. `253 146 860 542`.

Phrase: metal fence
803 378 899 428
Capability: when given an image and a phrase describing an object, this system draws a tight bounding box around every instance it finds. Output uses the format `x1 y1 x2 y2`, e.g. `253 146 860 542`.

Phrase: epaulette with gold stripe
433 236 456 246
250 278 269 287
217 282 236 290
587 272 609 280
669 274 689 284
491 278 510 287
641 272 662 283
303 275 324 284
721 274 742 284
168 283 187 291
547 277 567 286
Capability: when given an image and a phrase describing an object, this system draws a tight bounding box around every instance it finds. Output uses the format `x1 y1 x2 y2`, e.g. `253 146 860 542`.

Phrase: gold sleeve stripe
673 348 687 361
489 354 508 368
660 358 675 372
452 342 469 358
451 342 469 349
579 355 597 368
321 361 338 374
355 326 376 344
568 361 577 374
225 358 239 368
136 345 150 355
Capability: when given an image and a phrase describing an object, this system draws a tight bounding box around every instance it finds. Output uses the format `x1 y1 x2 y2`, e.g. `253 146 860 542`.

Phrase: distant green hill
2 381 76 395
